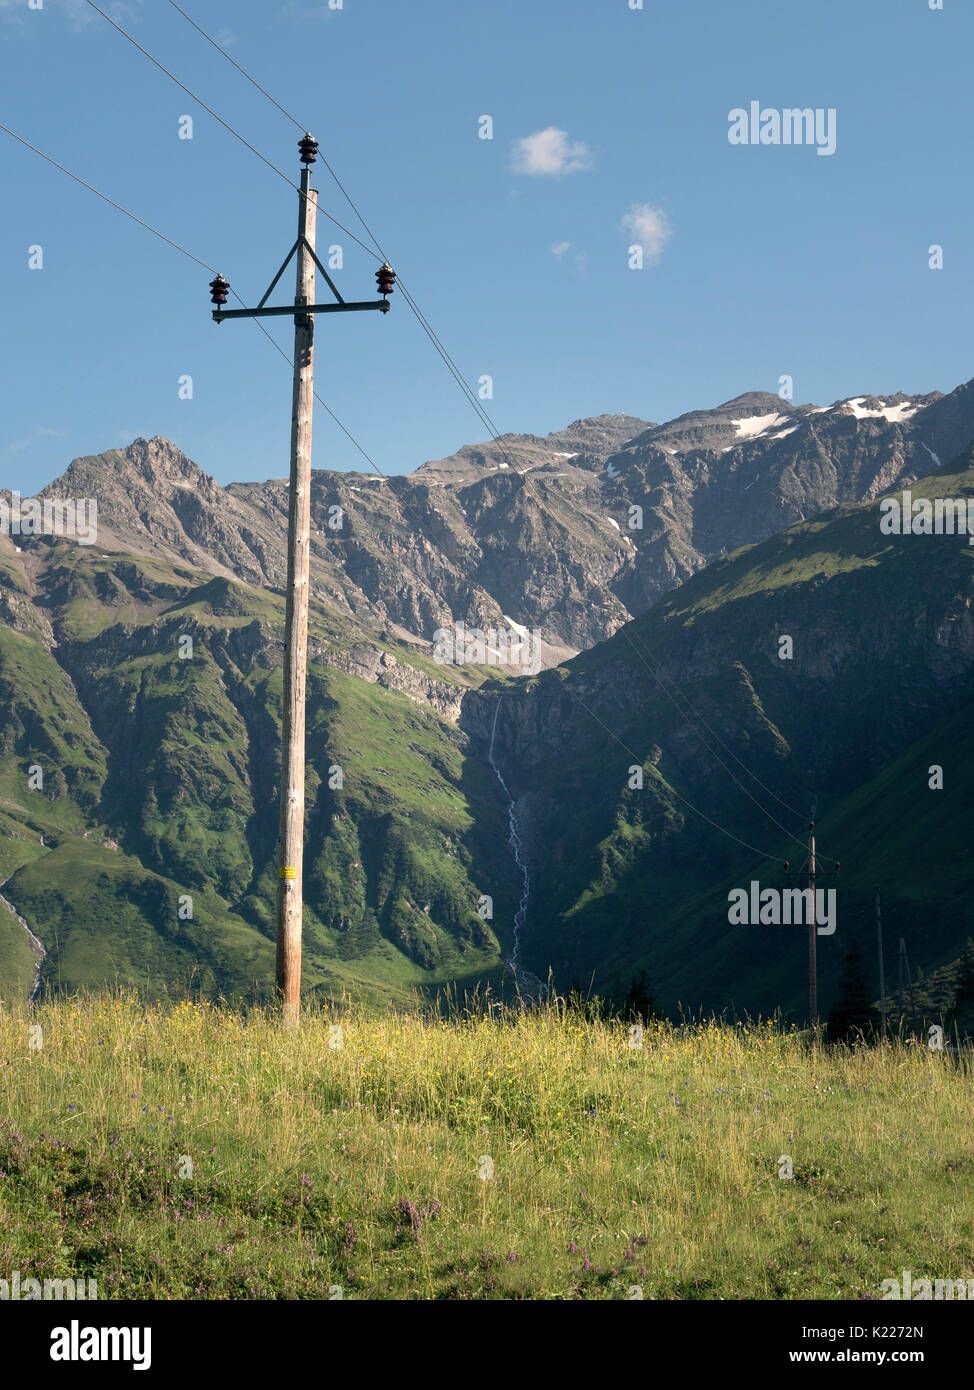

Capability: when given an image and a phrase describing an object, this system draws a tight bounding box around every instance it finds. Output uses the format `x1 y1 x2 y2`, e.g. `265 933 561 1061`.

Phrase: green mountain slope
471 449 974 1018
0 540 512 1004
4 442 974 1018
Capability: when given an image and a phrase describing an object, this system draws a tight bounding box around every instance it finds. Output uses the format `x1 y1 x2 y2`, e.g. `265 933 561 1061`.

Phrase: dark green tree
623 968 660 1024
954 939 974 1012
945 939 974 1040
827 938 878 1043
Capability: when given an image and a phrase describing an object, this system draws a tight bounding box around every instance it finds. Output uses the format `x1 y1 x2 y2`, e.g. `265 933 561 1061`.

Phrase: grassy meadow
0 992 971 1300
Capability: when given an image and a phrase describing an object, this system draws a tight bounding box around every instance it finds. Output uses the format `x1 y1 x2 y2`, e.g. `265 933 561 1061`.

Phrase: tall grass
0 991 971 1299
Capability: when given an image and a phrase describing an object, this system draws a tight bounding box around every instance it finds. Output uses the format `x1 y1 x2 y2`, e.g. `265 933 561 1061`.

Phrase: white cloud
3 425 67 457
621 203 672 264
282 3 341 20
551 241 571 259
511 127 593 176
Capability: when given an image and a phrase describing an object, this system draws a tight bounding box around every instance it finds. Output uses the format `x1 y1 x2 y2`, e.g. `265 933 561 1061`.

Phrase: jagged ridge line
162 4 814 847
22 15 811 867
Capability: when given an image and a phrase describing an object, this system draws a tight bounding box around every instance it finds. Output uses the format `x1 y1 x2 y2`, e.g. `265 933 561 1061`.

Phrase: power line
167 1 304 131
0 134 792 879
27 0 816 863
240 302 469 541
162 1 822 852
560 684 788 864
0 120 217 273
230 310 776 866
165 0 398 268
0 123 476 620
84 0 383 262
85 0 293 187
233 334 788 862
0 122 397 497
601 624 812 847
161 4 522 444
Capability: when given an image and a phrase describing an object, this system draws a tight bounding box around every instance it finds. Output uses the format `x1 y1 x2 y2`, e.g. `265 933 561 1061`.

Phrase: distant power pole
209 135 396 1021
784 820 838 1041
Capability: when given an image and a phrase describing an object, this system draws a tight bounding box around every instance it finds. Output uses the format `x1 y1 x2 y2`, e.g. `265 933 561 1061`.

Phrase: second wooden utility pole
784 820 838 1042
209 135 396 1022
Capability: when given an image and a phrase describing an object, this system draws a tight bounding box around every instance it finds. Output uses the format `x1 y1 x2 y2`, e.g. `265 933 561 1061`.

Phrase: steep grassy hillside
0 541 513 1004
4 443 974 1016
477 451 974 1018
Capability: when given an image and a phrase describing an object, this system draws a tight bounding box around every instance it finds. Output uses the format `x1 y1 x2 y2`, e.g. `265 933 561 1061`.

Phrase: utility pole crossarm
212 300 388 321
208 132 395 1023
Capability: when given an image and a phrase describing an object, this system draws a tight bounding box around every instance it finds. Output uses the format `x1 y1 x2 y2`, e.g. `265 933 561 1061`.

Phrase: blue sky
1 0 971 494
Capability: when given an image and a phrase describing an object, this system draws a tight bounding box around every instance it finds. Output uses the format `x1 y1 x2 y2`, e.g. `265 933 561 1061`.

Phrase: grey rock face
23 379 974 659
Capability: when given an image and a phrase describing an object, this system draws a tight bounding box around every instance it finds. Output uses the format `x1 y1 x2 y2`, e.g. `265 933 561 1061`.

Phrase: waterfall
0 878 46 1001
488 701 545 999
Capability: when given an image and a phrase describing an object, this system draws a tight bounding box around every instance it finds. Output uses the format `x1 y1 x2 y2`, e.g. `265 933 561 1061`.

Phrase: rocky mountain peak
12 376 974 658
46 436 219 504
718 391 798 418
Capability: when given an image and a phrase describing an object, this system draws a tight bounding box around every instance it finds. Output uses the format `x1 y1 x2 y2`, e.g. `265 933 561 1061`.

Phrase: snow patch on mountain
733 412 788 440
842 398 919 422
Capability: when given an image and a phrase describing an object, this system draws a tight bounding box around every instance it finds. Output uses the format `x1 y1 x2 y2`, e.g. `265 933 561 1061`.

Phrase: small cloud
511 127 592 176
621 203 672 265
281 2 341 19
551 243 588 275
3 425 67 457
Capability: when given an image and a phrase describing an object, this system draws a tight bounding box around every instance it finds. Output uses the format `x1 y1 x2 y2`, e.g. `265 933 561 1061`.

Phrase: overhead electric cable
84 0 383 261
0 122 398 499
20 8 821 859
0 120 217 273
162 1 824 852
0 125 790 869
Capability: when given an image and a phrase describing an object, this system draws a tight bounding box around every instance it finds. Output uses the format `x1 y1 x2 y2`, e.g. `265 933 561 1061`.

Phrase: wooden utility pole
784 819 838 1042
209 135 396 1021
276 160 317 1020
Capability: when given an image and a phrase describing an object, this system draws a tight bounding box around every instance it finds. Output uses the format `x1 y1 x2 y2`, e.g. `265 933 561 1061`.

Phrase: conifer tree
624 968 660 1024
827 938 878 1043
954 939 974 1012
